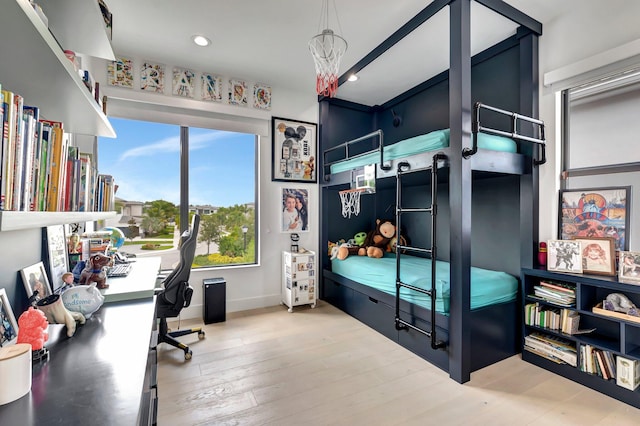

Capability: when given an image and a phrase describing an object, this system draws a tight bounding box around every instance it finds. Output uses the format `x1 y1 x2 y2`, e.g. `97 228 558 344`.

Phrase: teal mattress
330 128 517 174
331 253 518 314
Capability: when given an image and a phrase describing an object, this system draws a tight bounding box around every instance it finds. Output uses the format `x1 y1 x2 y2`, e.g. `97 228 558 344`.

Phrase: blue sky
98 118 255 207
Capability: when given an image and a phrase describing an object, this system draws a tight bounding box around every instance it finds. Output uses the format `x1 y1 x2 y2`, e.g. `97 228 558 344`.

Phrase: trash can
203 277 226 324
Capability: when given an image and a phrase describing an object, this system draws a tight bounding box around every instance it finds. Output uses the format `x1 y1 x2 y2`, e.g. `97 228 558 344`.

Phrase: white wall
537 0 640 244
86 55 319 319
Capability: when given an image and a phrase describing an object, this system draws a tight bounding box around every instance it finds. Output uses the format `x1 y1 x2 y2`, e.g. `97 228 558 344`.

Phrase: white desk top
101 256 161 303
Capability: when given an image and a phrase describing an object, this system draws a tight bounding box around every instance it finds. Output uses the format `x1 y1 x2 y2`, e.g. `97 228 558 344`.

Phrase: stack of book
524 332 577 366
531 280 576 307
524 303 580 334
1 84 100 212
581 344 616 381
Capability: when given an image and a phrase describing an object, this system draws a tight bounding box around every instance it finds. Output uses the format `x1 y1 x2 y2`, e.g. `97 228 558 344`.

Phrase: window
99 118 257 270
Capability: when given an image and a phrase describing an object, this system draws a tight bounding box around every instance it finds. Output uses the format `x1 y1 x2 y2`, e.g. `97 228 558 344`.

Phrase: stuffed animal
337 221 396 260
362 219 396 258
78 253 113 289
336 231 367 260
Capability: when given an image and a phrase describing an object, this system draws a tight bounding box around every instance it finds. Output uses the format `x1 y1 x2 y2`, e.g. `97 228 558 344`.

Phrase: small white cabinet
282 251 316 312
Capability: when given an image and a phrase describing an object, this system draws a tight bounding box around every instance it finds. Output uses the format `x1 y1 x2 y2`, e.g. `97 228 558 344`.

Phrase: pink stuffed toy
17 307 49 350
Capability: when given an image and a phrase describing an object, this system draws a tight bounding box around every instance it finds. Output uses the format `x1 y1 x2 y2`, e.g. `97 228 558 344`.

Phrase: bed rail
394 153 447 350
322 130 391 182
463 102 546 165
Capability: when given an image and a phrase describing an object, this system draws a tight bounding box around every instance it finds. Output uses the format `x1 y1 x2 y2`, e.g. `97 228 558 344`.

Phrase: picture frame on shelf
20 261 53 302
0 288 19 347
558 187 630 251
546 240 582 273
573 237 616 276
619 251 640 283
271 117 317 183
43 225 70 293
281 188 309 233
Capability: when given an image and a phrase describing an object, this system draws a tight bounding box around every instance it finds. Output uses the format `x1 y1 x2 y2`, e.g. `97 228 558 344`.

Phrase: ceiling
104 1 578 107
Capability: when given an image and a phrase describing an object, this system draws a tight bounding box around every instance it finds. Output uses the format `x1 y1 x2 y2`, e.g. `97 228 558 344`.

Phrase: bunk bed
318 0 545 384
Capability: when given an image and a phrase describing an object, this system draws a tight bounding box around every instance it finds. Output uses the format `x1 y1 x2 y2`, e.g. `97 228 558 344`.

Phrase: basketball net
309 29 347 97
339 189 362 218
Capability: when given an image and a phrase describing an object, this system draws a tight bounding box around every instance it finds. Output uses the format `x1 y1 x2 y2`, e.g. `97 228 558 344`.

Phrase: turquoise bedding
331 253 518 314
329 128 517 174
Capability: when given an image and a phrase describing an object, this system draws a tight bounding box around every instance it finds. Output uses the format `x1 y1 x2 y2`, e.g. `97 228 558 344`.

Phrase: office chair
155 214 205 360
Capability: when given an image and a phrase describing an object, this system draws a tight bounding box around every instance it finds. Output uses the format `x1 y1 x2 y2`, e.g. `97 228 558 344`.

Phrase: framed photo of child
20 262 53 302
546 240 582 273
573 237 616 276
281 188 309 233
0 288 19 347
619 251 640 283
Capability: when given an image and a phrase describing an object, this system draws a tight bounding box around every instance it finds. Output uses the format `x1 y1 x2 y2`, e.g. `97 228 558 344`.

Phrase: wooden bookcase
521 268 640 408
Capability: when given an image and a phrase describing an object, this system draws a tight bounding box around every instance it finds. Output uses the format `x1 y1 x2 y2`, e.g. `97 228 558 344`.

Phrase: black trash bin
203 277 226 324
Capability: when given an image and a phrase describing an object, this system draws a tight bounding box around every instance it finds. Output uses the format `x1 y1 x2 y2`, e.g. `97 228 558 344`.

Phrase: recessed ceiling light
348 74 359 82
192 35 211 47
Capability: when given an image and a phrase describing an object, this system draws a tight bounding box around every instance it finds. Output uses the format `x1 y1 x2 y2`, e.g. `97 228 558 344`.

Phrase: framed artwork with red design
558 187 630 252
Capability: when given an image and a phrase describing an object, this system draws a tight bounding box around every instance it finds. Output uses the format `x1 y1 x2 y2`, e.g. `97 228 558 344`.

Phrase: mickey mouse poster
271 117 317 182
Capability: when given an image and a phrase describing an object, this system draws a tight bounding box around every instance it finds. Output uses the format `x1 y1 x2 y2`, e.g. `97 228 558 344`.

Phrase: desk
0 285 158 425
101 256 161 303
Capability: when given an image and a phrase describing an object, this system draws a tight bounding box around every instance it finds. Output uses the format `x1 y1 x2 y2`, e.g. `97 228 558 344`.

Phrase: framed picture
228 78 248 106
271 117 317 183
619 251 640 283
281 188 309 233
559 187 630 251
172 67 196 98
43 225 69 293
201 73 223 101
140 61 165 93
573 237 616 276
253 83 272 110
107 56 133 88
547 240 582 273
20 262 53 301
0 288 19 347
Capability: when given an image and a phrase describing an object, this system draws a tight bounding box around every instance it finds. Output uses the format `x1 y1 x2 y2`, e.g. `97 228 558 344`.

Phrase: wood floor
157 301 640 425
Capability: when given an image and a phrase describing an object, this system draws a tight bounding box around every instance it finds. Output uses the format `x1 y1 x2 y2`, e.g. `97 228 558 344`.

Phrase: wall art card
107 56 133 88
253 83 272 110
172 67 196 98
201 73 223 101
559 187 630 251
140 61 165 93
229 79 248 106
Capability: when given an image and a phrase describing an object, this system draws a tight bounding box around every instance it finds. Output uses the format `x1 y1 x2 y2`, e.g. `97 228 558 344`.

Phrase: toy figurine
78 253 112 289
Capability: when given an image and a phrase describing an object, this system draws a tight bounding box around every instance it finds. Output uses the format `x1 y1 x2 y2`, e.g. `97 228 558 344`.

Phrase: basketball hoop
308 0 347 98
339 188 364 218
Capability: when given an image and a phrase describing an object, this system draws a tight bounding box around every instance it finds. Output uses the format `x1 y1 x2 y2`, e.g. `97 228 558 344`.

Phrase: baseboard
176 294 282 321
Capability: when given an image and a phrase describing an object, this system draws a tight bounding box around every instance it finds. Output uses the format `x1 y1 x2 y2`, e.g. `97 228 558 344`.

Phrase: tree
144 200 178 228
198 213 224 255
141 215 164 236
127 218 138 241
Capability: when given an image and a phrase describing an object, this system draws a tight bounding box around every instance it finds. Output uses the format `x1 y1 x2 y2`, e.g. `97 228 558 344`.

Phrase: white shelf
0 0 115 137
0 211 116 232
38 0 115 61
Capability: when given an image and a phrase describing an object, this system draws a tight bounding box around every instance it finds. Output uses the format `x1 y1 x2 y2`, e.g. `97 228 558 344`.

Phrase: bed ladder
394 153 447 350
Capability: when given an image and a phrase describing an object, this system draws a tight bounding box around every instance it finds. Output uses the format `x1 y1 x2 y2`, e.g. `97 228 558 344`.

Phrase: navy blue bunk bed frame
318 0 545 384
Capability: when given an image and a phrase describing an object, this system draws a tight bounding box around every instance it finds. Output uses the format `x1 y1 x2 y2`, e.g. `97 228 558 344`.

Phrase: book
525 333 577 366
45 126 64 211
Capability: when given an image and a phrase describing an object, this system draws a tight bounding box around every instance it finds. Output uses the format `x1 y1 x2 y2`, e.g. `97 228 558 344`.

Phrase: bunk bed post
518 29 540 269
448 0 473 384
318 98 331 291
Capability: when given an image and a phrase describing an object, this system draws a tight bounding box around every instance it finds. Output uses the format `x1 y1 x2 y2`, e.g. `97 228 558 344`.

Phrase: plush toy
337 221 396 260
336 231 367 260
362 219 396 258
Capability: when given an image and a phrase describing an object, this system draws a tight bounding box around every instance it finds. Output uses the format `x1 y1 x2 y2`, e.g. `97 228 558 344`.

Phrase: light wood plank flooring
158 301 640 425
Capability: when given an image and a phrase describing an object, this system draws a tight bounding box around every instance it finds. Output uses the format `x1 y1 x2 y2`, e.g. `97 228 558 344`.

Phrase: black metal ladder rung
398 280 432 297
397 207 432 213
396 245 431 255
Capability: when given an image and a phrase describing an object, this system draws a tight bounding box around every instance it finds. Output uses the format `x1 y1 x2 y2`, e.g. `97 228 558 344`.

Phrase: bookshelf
0 211 115 232
0 0 115 137
521 268 640 408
